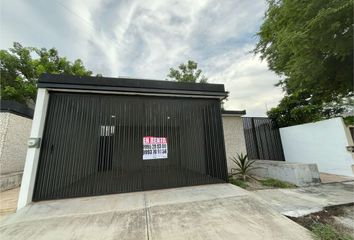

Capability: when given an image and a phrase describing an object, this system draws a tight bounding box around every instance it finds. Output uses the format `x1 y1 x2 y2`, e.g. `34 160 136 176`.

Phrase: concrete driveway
0 184 312 240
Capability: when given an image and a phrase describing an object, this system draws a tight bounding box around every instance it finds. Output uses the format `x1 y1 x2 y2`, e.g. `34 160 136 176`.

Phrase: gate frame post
18 88 49 210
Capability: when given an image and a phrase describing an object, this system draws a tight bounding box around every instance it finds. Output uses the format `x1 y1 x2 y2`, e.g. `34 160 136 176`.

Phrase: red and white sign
143 136 168 160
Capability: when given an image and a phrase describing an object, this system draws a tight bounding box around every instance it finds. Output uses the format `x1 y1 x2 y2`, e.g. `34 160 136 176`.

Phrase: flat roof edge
0 100 34 119
39 84 227 99
222 110 246 116
38 74 227 96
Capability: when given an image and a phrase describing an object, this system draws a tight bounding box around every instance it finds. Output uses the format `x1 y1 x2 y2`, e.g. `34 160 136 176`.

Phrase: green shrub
230 153 257 181
260 178 295 188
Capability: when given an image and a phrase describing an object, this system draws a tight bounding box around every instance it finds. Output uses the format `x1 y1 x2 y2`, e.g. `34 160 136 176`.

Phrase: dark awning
38 73 228 99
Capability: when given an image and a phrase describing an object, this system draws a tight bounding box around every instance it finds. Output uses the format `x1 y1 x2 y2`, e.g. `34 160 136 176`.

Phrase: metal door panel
33 93 227 201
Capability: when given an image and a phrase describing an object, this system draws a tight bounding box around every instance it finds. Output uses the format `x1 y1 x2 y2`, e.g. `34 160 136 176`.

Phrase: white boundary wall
280 117 354 177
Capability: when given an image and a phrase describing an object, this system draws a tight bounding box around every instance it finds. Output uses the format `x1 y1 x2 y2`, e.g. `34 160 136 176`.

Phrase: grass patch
228 177 248 189
260 178 295 188
310 223 352 240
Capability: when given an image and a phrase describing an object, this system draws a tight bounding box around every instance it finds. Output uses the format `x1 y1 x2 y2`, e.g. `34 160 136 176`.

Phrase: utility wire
54 0 129 51
54 1 95 29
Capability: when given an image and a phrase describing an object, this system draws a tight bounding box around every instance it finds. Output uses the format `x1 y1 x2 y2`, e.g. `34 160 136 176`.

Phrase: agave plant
230 153 257 181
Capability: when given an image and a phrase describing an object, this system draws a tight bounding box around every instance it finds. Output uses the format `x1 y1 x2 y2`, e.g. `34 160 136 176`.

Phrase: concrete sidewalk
253 181 354 217
0 184 312 240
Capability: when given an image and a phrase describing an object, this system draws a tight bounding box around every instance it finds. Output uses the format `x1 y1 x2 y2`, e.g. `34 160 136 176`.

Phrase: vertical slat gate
242 117 285 161
33 92 227 201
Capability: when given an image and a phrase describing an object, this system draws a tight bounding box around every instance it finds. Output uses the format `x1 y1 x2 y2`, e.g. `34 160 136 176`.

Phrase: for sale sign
143 136 168 160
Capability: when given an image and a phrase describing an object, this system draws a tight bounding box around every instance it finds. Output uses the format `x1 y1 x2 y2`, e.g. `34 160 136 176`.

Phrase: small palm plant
230 153 257 181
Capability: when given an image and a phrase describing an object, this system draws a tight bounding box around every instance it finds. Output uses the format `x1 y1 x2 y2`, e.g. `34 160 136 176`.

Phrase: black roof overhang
0 100 34 119
221 110 246 116
38 74 228 99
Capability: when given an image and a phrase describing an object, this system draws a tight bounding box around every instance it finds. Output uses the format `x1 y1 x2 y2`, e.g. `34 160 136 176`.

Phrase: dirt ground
230 176 296 191
320 173 354 184
0 187 19 221
290 204 354 239
243 177 273 190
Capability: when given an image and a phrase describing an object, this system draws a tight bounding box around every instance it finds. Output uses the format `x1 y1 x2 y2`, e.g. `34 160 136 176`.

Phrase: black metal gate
242 117 285 161
33 92 227 201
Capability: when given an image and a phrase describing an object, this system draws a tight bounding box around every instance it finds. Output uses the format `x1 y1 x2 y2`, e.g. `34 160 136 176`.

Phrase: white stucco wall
0 112 32 175
222 115 247 172
0 112 10 160
280 117 354 177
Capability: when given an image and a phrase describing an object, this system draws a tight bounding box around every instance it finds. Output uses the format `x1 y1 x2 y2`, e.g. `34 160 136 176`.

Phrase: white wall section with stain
280 117 354 177
222 115 247 172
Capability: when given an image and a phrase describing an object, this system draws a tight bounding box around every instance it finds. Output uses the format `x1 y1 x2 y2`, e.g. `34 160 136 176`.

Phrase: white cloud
0 0 283 116
205 45 284 116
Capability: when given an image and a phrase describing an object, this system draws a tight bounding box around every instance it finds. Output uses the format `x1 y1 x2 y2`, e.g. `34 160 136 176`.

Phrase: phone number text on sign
143 136 168 160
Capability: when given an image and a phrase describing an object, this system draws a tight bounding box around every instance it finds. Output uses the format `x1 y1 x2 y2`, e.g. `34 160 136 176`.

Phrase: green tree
267 89 323 127
0 42 93 105
254 0 353 126
167 60 208 83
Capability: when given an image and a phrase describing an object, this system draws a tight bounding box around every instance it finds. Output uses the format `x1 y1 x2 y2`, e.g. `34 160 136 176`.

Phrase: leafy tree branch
254 0 353 126
167 60 208 83
0 42 94 105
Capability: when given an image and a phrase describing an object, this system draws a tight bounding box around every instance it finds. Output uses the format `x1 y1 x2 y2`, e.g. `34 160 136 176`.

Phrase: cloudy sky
1 0 284 116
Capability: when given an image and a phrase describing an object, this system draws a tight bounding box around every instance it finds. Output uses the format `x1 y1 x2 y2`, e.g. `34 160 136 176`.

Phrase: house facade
18 74 231 209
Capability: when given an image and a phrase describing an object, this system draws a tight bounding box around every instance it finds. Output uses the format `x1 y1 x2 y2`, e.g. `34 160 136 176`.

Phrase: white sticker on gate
143 136 168 160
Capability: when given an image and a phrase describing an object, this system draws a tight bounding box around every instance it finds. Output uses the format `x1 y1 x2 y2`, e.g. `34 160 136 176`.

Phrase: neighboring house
347 125 354 143
18 73 229 209
221 110 247 172
0 101 33 191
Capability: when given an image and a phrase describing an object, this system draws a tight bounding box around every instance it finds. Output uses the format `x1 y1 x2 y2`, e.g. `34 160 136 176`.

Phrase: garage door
33 92 227 201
